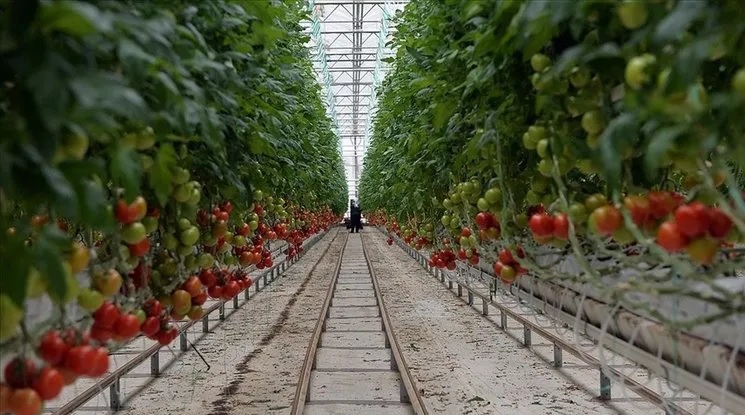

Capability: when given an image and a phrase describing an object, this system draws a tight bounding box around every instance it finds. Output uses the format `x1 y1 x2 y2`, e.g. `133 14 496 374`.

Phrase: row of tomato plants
0 1 346 414
360 0 745 331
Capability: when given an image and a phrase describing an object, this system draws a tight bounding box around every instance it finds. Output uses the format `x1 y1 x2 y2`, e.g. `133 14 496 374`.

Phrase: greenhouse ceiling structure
303 0 409 203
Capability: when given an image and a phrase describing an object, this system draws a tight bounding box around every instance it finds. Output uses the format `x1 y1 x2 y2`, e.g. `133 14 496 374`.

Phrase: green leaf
38 1 109 38
41 165 77 217
598 113 639 192
0 233 32 307
110 147 142 200
33 226 71 303
149 144 177 206
644 126 686 179
653 1 706 46
432 102 455 130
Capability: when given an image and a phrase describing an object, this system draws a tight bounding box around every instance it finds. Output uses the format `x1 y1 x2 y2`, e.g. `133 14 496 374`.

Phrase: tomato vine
361 0 745 333
0 0 346 410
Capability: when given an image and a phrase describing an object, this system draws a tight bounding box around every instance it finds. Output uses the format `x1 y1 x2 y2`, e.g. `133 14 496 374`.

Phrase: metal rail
291 233 427 414
381 227 725 415
50 231 331 415
361 233 428 415
291 233 348 414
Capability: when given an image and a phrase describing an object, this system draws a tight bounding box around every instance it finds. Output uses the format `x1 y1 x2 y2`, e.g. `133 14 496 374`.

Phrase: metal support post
523 326 532 347
110 378 121 410
553 344 563 368
150 353 160 376
599 371 611 400
180 331 188 351
219 302 226 320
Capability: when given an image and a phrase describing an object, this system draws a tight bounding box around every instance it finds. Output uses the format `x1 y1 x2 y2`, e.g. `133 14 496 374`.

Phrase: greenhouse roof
303 0 408 202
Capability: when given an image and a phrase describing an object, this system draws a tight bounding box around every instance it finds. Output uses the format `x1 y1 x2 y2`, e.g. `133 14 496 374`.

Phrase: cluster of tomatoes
0 329 109 415
657 201 735 264
89 301 146 343
492 247 527 284
428 248 458 270
474 211 501 241
199 268 252 301
528 207 570 242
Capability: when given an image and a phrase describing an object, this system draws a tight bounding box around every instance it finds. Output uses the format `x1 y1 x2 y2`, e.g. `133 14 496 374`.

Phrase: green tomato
253 189 264 201
249 220 259 231
173 184 192 203
134 309 147 324
78 288 104 312
569 67 590 88
613 226 636 244
477 198 490 212
625 54 656 90
180 226 200 246
522 132 537 149
537 159 554 177
568 202 589 223
172 167 190 185
142 216 159 234
26 268 47 298
163 234 179 250
732 68 745 99
0 294 23 341
121 222 147 244
484 188 502 205
198 253 215 268
581 110 605 135
184 254 197 270
140 154 154 171
536 139 550 158
178 218 192 231
617 0 649 30
187 188 201 206
526 190 541 205
177 244 194 256
63 133 90 160
531 53 551 73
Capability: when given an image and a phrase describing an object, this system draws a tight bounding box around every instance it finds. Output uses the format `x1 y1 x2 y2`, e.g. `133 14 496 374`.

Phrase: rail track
291 233 427 415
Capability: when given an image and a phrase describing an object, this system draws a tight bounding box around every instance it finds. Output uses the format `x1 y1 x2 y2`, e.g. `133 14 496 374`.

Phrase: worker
350 199 362 233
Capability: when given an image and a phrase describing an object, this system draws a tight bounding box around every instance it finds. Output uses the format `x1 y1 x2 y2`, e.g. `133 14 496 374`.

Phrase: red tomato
529 213 554 237
7 388 42 415
624 195 651 226
708 208 733 239
182 276 203 297
590 206 622 236
199 269 217 287
4 358 36 388
32 367 64 400
460 227 472 238
674 204 705 237
93 302 121 329
143 299 163 317
128 238 151 257
498 249 515 265
493 261 504 276
89 325 114 343
65 345 95 375
207 285 223 299
657 221 688 252
191 291 208 306
38 331 69 366
553 213 569 240
114 314 141 338
87 347 110 377
140 316 160 337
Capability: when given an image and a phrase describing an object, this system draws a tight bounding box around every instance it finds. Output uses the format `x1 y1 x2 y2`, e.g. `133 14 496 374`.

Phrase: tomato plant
361 0 745 335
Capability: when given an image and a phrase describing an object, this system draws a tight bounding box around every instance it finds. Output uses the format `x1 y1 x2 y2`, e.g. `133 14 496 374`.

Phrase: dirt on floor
363 229 651 415
121 229 346 415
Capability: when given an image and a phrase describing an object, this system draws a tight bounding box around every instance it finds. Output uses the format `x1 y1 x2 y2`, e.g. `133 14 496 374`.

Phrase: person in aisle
350 199 362 233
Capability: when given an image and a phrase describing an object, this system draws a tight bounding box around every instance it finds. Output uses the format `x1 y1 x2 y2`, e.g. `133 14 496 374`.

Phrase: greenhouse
0 1 744 415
